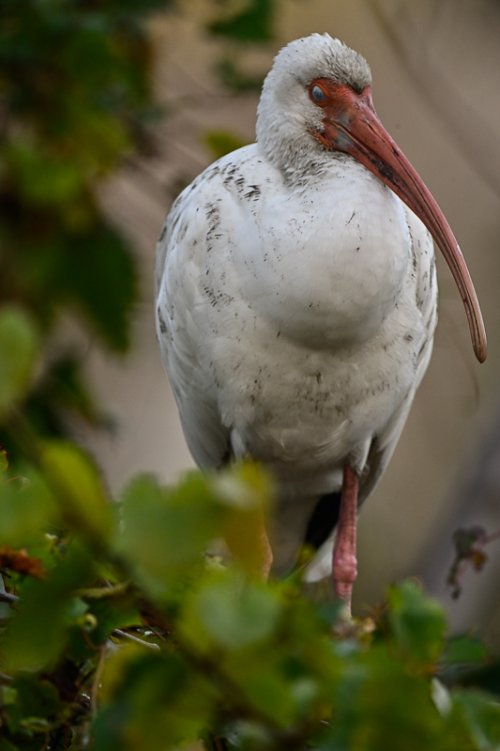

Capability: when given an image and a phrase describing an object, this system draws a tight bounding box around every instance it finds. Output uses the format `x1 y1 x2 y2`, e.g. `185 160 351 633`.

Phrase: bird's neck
256 102 331 186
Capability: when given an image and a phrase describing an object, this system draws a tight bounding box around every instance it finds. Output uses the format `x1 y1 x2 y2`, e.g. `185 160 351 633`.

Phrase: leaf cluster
1 446 500 750
206 0 277 95
0 0 167 456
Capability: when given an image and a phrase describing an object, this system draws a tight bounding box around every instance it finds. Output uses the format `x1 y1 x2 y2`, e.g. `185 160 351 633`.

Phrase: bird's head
256 34 371 172
256 34 486 363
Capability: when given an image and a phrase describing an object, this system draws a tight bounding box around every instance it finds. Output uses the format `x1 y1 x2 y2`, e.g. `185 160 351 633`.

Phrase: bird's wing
360 206 438 500
304 207 438 582
155 145 264 470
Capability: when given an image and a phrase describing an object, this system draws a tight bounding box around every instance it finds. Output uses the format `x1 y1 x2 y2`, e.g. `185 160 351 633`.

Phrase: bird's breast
234 159 412 348
158 146 436 487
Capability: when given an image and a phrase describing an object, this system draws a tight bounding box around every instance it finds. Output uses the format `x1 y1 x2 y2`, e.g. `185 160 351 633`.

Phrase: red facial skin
308 78 487 363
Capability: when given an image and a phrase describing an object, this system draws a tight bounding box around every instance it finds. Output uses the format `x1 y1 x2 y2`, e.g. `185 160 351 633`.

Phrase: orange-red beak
314 81 487 363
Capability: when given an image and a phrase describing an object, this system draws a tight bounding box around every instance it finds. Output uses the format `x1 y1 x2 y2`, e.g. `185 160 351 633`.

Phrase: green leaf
60 223 138 352
0 738 19 751
94 651 214 751
0 467 56 547
202 129 248 159
1 543 93 672
214 56 265 93
209 0 275 42
229 657 302 728
116 473 223 595
0 308 38 419
212 462 274 576
442 635 490 667
451 689 500 749
89 596 142 645
387 580 446 666
7 675 60 735
181 570 282 651
322 645 453 751
41 441 111 542
6 140 85 206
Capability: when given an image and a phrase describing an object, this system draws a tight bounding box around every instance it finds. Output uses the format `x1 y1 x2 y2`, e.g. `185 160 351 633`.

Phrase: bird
155 33 486 615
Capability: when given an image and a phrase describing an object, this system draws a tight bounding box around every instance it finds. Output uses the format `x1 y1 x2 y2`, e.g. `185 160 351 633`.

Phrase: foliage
207 0 278 94
203 130 249 160
447 526 500 600
1 450 500 749
1 1 500 750
208 0 275 42
0 0 169 455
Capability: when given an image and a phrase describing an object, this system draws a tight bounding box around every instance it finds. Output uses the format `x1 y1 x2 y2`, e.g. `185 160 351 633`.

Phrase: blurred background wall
83 0 500 640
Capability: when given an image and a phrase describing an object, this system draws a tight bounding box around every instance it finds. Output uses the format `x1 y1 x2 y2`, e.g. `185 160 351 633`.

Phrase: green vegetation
1 449 500 749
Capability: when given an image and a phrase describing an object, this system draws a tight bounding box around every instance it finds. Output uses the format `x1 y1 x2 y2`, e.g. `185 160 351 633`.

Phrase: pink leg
332 465 359 616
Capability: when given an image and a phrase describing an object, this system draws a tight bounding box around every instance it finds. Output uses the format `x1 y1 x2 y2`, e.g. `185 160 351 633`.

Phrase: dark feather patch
303 491 341 550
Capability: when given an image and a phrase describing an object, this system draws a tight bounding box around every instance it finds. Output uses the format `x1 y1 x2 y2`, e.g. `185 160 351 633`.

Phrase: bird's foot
332 554 358 617
331 464 359 618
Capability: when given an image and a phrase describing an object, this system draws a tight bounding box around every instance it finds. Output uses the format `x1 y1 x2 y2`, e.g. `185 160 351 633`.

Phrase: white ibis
155 34 486 614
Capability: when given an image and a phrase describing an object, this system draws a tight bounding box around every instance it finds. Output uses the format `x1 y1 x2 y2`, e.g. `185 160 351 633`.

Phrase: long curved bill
321 86 487 363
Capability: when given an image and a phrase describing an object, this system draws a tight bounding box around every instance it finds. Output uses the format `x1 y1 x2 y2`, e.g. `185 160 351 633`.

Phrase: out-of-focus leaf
230 656 304 729
5 141 85 207
321 645 452 751
90 596 142 645
213 462 272 512
203 129 248 159
442 635 490 667
41 441 111 541
451 690 500 749
213 462 274 576
209 0 275 41
116 473 223 595
59 224 138 353
21 351 110 445
0 468 56 547
0 737 18 751
94 650 214 751
0 308 38 419
181 569 281 652
1 543 93 672
6 675 60 736
214 56 265 92
387 580 446 666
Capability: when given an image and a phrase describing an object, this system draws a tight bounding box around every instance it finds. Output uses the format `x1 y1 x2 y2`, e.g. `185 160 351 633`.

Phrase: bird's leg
332 465 359 616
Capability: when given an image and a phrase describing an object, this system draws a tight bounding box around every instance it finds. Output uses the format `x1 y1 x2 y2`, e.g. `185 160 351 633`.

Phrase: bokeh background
82 0 500 640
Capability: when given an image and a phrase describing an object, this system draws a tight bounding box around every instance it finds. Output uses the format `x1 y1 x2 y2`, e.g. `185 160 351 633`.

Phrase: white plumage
155 34 485 606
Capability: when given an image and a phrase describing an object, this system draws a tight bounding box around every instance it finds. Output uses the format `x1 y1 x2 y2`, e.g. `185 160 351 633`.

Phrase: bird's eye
310 84 327 104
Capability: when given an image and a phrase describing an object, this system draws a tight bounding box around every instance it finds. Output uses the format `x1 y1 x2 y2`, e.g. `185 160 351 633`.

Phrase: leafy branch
447 525 500 599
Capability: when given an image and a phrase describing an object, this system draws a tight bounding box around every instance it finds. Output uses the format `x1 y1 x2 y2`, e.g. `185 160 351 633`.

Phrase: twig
90 645 107 719
75 581 131 600
481 528 500 546
111 628 161 651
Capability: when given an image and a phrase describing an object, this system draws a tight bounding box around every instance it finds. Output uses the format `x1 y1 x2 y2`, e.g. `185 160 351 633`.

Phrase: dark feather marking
157 308 167 334
303 491 341 550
